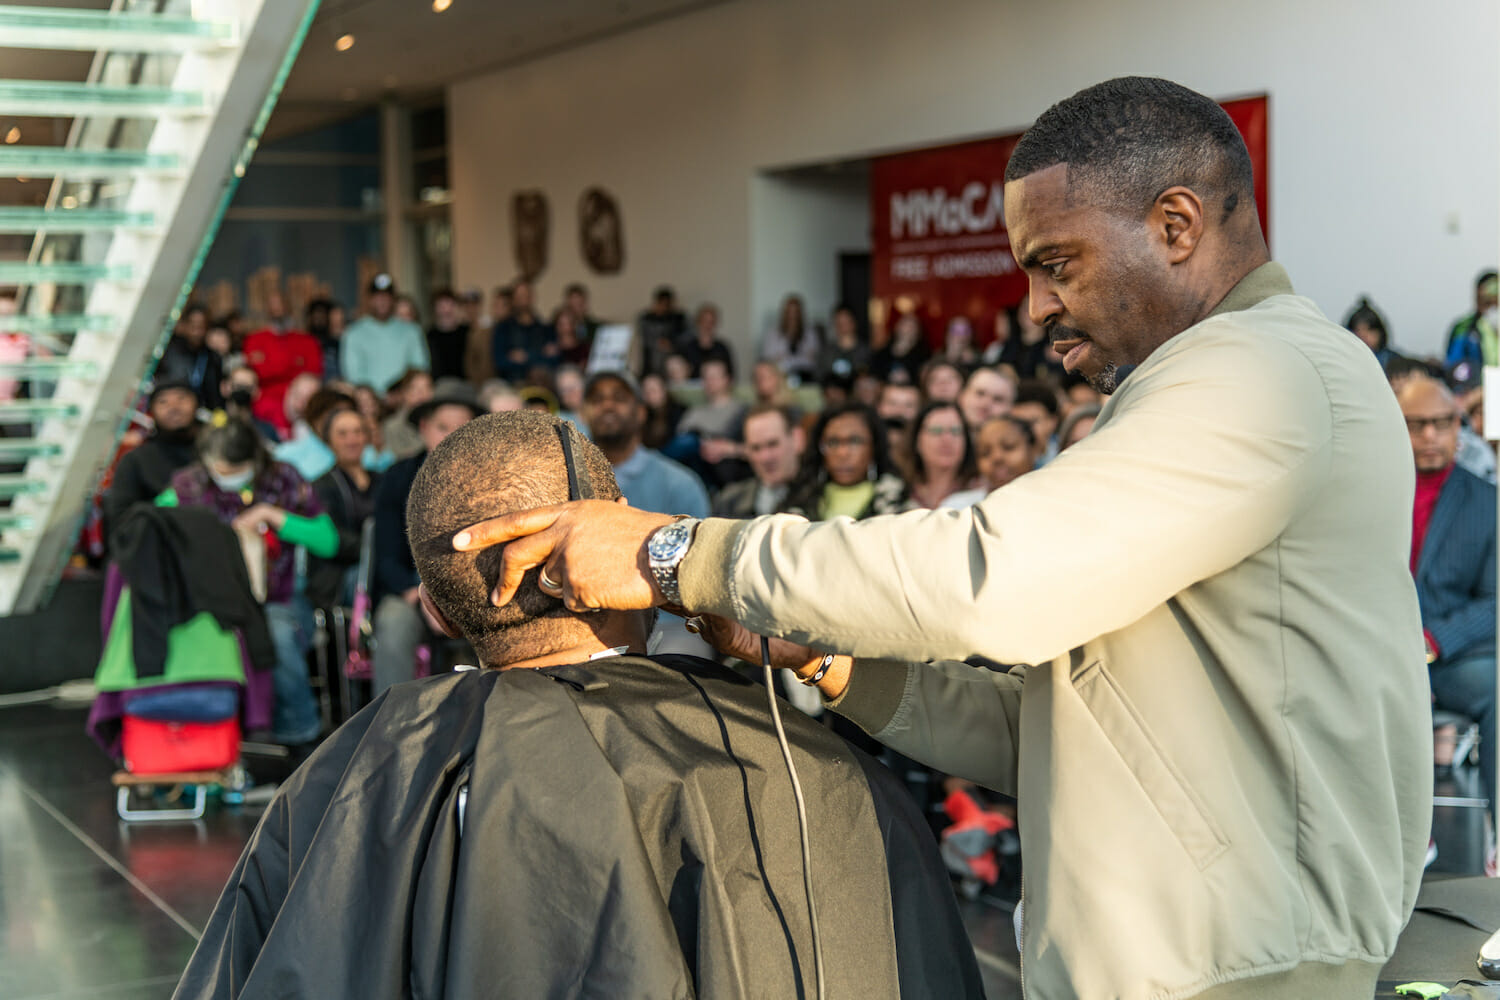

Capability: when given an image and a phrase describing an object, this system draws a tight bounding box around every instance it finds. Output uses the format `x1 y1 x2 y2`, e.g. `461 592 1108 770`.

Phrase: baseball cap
368 272 395 295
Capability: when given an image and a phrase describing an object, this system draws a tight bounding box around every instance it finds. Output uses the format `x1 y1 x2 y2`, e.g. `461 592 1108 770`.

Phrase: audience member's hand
233 503 286 534
698 438 740 464
451 500 675 612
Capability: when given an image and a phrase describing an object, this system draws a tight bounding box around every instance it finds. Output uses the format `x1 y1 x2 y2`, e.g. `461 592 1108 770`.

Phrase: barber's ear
417 584 461 638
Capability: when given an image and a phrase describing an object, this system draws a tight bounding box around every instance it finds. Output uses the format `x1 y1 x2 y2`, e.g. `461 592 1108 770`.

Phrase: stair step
0 80 210 117
0 147 180 178
0 5 236 53
0 476 47 499
0 550 20 565
0 441 62 461
0 359 99 380
0 207 155 234
0 313 115 334
0 514 35 532
0 401 82 422
0 262 130 284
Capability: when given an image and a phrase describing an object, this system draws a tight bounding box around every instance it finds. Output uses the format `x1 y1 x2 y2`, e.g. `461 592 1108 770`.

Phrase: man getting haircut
174 411 982 1000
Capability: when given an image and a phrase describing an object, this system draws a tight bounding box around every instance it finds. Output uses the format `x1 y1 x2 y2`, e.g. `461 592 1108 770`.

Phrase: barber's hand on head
451 499 676 612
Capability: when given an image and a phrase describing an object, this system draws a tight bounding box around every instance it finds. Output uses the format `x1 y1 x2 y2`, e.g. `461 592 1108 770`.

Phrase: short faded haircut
406 411 621 663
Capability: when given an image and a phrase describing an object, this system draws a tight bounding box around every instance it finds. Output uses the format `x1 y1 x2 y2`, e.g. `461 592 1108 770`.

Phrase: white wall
449 0 1499 361
750 169 870 339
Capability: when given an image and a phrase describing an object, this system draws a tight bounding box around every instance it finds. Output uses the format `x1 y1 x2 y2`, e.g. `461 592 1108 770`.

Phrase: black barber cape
174 655 985 999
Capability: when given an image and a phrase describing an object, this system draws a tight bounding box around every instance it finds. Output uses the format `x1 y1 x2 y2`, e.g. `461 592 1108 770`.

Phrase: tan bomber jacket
678 264 1432 999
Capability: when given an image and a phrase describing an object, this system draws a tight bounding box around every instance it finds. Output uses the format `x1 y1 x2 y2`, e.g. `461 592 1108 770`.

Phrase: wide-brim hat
409 376 484 427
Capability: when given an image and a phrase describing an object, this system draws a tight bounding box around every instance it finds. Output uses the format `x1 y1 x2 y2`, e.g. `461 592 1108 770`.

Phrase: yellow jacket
680 263 1431 999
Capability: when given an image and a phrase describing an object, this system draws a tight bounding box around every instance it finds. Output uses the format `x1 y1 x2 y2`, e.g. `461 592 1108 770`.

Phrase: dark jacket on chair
111 505 275 678
1415 463 1497 664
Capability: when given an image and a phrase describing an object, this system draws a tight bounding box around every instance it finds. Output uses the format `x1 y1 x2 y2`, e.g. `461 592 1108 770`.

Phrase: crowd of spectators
85 263 1500 873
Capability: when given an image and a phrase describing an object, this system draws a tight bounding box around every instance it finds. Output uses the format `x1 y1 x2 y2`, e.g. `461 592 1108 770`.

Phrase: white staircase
0 0 319 615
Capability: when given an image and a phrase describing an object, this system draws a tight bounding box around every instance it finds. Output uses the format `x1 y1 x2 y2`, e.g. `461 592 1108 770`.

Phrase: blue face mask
209 466 255 493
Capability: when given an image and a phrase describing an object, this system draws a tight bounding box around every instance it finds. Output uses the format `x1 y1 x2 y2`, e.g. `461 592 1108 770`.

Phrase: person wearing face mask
160 416 340 750
221 361 282 443
104 381 202 543
1444 270 1499 374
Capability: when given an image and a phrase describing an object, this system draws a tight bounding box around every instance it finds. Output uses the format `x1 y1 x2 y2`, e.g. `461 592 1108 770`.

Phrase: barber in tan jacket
454 78 1431 1000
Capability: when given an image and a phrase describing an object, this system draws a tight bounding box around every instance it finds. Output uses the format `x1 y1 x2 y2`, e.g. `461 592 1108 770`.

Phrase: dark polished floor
0 701 1025 999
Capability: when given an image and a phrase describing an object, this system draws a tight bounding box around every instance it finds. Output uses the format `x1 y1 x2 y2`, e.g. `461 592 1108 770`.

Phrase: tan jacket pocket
1074 660 1229 870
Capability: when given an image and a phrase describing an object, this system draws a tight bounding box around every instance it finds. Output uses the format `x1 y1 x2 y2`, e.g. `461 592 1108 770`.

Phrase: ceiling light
335 33 355 51
4 127 18 144
432 0 452 11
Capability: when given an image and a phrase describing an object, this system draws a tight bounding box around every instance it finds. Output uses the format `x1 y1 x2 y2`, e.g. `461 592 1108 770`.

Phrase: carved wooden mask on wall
511 190 549 280
579 187 624 275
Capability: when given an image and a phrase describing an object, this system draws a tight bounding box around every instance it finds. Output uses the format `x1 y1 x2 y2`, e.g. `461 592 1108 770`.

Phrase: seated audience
1057 403 1101 453
712 404 805 518
351 384 386 453
104 381 201 538
783 402 910 520
551 308 590 367
173 411 983 999
272 386 361 482
157 305 224 409
920 359 964 404
1399 376 1497 849
244 291 323 437
554 364 585 426
370 381 483 695
636 284 688 376
872 312 930 385
639 372 685 451
1444 269 1498 374
957 366 1015 430
165 416 337 748
975 415 1039 491
1009 295 1064 380
906 400 984 509
670 358 748 489
819 303 870 382
491 279 555 384
583 370 708 518
760 293 821 384
307 406 382 610
478 378 523 413
876 380 922 471
425 288 470 382
562 281 599 342
939 316 979 369
221 360 280 443
679 303 735 378
1011 378 1062 465
980 307 1020 369
341 273 430 394
305 297 341 381
381 369 435 459
751 358 797 411
1344 297 1408 373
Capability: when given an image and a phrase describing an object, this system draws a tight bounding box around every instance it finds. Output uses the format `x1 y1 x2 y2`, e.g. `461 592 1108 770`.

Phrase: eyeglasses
820 435 870 453
921 424 967 438
1405 415 1458 435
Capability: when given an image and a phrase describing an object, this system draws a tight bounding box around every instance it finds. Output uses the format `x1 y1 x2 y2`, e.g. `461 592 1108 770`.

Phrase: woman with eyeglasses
907 400 985 509
782 402 910 521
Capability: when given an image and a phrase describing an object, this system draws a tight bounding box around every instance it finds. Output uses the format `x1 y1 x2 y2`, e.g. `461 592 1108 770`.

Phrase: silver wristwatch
647 517 700 605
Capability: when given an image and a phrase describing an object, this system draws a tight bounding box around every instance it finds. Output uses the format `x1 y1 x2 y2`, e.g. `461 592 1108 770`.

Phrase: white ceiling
270 0 730 138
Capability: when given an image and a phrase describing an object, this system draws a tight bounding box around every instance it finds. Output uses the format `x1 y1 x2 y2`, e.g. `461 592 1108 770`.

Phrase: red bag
121 715 240 774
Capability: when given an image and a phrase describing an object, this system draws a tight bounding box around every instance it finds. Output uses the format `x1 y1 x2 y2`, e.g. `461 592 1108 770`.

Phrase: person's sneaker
1426 838 1439 869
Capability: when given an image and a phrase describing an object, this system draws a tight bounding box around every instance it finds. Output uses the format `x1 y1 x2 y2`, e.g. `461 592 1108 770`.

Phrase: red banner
869 95 1269 351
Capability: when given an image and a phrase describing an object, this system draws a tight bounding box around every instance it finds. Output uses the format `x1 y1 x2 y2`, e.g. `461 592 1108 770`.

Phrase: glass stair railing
0 207 156 234
0 5 238 53
0 80 210 118
0 314 117 334
0 477 47 500
0 0 322 616
0 147 182 178
0 262 131 284
0 402 83 423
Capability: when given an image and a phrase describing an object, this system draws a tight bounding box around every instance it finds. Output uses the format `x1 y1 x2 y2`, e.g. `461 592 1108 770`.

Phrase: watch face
649 522 690 561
